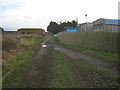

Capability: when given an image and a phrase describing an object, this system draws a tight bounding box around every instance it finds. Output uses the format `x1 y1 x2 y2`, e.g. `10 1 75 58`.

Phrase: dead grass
2 34 43 65
3 37 19 50
20 39 34 47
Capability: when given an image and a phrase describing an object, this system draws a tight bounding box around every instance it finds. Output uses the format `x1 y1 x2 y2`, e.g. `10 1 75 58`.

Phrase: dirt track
18 37 118 88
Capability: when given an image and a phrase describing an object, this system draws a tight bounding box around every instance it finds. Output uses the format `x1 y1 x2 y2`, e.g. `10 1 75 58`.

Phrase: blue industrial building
66 28 79 31
64 18 120 32
92 18 120 32
105 19 120 25
65 25 80 32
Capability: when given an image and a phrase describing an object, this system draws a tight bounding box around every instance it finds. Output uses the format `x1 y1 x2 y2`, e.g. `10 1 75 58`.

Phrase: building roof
18 28 44 31
93 18 120 25
105 19 120 25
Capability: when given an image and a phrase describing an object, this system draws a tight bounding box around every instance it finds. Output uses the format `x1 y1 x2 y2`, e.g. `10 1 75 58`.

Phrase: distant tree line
47 20 78 34
0 27 4 31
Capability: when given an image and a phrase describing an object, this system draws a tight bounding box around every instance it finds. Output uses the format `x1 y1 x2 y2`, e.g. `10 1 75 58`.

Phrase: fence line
58 31 119 53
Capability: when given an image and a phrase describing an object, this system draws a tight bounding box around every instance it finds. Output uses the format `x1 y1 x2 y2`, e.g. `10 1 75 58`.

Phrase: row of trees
47 20 78 34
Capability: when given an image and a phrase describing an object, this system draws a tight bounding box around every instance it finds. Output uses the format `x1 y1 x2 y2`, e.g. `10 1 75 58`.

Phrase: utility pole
85 14 87 23
76 16 78 25
85 14 88 31
65 20 66 23
57 20 58 24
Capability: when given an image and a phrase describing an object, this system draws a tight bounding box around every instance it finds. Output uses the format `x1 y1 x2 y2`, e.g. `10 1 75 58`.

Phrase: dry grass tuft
2 34 40 65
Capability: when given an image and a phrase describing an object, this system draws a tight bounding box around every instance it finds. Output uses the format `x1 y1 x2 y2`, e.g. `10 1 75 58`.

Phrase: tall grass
2 34 45 65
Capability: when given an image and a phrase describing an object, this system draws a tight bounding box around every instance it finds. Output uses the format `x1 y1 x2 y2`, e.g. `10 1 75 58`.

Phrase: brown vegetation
2 34 42 65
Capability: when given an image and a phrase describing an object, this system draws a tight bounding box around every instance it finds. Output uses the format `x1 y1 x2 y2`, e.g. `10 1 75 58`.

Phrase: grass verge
71 58 119 87
2 37 46 88
50 49 79 88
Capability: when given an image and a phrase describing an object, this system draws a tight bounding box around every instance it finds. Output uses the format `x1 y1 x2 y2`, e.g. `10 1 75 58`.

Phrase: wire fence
58 31 119 53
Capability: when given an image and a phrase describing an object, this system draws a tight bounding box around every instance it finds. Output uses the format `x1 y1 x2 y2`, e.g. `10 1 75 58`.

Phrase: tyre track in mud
18 46 53 88
65 58 87 88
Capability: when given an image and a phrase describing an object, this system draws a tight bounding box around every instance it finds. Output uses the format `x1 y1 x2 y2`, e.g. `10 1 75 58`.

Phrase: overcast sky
0 0 119 31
